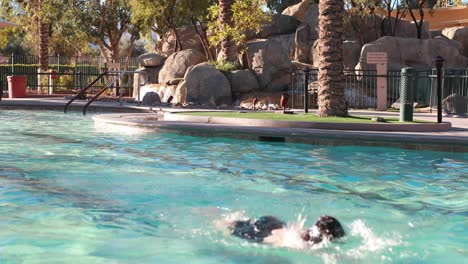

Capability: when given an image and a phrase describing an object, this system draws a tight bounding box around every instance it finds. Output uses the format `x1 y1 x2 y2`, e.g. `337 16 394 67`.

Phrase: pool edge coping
93 113 468 152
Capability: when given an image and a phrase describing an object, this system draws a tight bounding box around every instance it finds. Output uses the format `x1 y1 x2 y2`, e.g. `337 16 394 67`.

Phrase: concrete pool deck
1 97 467 152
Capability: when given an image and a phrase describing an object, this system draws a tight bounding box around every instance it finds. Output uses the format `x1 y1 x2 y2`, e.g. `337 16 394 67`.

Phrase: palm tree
38 21 50 71
17 0 50 71
217 0 237 63
317 0 348 117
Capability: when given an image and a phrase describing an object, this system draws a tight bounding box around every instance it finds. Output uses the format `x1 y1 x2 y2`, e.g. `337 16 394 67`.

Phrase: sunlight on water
0 110 466 263
94 121 154 136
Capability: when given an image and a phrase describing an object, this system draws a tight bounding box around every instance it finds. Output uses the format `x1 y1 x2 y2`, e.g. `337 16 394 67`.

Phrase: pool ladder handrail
82 71 126 115
82 70 148 115
64 71 108 113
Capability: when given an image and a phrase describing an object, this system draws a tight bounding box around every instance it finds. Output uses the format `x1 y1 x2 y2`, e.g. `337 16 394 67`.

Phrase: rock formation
442 26 468 57
185 63 232 106
356 36 468 71
158 49 206 85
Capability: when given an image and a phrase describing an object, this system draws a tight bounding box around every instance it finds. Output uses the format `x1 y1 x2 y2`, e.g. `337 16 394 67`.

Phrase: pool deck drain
2 97 467 152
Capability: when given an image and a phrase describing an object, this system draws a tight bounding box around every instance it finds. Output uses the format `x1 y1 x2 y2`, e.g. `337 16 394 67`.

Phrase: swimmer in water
228 215 344 246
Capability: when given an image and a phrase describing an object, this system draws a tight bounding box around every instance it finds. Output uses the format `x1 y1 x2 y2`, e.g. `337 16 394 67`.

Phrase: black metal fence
291 68 468 115
0 54 139 96
428 69 468 115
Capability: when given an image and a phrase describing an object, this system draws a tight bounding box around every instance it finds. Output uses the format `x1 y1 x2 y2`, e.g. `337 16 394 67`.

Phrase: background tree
317 0 348 117
130 0 214 58
266 0 302 13
77 0 140 67
48 3 90 57
130 0 185 53
344 0 381 45
208 0 270 64
216 0 237 63
180 0 215 60
381 0 407 36
403 0 428 39
1 0 66 70
0 28 30 56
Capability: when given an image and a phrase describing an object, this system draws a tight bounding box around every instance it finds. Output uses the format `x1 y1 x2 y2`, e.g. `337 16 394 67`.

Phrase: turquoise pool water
0 110 466 263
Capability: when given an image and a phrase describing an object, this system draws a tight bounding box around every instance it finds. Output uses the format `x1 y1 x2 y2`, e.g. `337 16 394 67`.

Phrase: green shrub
208 61 242 72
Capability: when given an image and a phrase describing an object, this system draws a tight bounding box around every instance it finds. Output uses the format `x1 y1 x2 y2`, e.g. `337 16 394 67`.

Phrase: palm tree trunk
317 0 348 117
38 18 49 71
218 0 237 63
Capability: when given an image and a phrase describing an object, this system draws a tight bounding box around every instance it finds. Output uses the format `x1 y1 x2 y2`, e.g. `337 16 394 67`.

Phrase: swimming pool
0 110 466 263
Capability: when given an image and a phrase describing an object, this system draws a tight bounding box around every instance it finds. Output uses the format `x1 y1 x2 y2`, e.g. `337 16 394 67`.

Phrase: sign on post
367 52 388 111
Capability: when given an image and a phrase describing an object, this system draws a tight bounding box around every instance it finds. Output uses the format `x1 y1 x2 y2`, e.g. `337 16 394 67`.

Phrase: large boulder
156 26 205 57
356 36 468 71
399 20 431 39
442 26 468 57
345 16 431 45
443 93 468 114
292 3 319 63
136 84 184 104
301 3 319 39
433 36 464 55
257 14 300 39
174 80 187 104
343 40 362 69
132 66 163 99
184 63 232 106
311 39 319 68
132 66 162 94
294 24 314 63
270 34 296 60
138 53 165 67
281 0 311 22
344 15 383 44
141 92 161 106
246 38 293 91
431 30 444 38
158 49 206 85
230 69 259 94
311 40 361 69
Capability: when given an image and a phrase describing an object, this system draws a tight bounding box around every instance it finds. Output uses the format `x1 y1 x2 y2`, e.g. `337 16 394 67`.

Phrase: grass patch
178 111 432 124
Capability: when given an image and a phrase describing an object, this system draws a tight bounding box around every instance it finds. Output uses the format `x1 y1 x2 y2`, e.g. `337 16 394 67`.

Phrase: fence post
78 71 82 90
74 56 78 90
11 53 14 76
399 67 416 122
303 67 310 113
433 56 445 123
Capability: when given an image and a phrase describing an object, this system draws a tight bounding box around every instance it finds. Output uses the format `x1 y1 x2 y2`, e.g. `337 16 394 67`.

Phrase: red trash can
7 76 27 98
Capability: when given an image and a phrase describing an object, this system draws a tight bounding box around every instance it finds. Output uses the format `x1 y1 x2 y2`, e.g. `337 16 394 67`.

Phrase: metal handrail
63 69 148 115
82 70 126 115
64 71 108 113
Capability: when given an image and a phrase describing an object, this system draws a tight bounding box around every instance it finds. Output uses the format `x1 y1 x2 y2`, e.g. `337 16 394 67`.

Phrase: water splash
214 213 404 263
321 219 403 263
265 213 310 249
213 210 249 235
347 219 402 254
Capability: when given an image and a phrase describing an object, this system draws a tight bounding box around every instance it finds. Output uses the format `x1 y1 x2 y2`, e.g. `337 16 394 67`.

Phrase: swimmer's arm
262 228 287 246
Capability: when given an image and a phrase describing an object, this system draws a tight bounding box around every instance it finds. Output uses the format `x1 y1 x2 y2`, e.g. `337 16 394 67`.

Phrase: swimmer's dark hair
302 215 345 244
